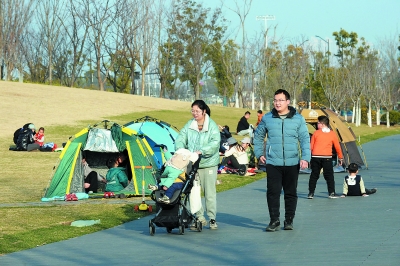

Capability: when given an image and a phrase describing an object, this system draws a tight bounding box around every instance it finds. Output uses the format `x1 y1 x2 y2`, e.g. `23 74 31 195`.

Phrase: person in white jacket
219 137 249 175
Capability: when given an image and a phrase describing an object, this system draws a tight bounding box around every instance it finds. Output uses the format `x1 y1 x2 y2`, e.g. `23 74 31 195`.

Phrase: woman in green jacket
175 100 221 230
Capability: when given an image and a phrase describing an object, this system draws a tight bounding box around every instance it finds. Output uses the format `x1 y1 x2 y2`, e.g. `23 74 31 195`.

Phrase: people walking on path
175 100 220 230
253 89 310 232
308 115 344 199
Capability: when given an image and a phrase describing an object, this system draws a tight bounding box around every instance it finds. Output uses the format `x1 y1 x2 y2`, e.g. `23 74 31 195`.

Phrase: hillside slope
0 81 190 137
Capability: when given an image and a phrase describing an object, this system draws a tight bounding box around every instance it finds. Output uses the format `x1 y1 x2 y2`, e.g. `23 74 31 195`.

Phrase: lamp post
298 39 309 47
315 35 330 66
256 15 275 49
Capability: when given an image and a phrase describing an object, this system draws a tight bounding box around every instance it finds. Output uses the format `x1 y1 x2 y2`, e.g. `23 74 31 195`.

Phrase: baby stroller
149 158 202 235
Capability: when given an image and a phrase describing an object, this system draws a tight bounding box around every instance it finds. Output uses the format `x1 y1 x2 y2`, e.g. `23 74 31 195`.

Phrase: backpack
13 123 33 144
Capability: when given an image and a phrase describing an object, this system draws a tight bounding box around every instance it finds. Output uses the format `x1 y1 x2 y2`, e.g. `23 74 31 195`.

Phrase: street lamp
256 15 275 49
298 39 309 47
315 35 330 66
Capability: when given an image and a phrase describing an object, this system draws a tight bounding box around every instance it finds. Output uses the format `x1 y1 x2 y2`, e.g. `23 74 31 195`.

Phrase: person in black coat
218 125 232 154
16 124 40 151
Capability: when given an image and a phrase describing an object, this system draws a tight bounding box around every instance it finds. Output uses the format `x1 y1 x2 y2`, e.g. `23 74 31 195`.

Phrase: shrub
361 107 376 124
380 110 400 125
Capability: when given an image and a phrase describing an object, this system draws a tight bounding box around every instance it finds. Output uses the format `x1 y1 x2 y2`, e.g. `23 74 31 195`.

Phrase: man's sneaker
210 219 218 230
266 220 280 232
190 218 207 230
147 184 158 191
158 195 170 204
307 193 314 199
284 218 293 230
329 193 339 199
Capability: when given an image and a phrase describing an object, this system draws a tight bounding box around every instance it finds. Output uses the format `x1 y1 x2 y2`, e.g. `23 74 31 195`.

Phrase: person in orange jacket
308 115 343 199
256 110 263 127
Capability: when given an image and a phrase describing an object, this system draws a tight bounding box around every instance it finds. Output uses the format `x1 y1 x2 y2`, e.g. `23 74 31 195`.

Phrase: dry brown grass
0 81 192 138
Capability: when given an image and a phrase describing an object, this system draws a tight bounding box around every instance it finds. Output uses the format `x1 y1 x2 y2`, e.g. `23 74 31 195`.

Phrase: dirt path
0 81 189 138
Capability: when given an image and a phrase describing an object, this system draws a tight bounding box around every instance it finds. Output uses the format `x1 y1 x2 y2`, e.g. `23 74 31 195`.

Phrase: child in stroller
148 148 202 235
148 148 199 203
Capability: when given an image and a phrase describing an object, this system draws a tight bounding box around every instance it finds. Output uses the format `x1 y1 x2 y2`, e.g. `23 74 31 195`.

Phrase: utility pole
256 15 275 111
256 15 275 49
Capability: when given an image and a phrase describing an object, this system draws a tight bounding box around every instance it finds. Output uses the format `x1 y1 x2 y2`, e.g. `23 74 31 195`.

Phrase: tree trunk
376 107 380 125
141 68 146 96
386 112 390 128
367 100 372 127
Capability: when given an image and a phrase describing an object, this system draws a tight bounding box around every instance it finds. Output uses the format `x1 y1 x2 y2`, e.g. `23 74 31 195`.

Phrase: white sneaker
158 195 170 204
147 184 158 191
210 219 218 230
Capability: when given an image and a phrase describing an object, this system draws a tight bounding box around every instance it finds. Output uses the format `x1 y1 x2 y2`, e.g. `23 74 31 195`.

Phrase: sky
202 0 400 54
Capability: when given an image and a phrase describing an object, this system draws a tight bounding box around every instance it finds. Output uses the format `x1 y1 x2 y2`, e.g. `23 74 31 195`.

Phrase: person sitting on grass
241 137 256 169
105 156 129 192
341 163 377 197
219 137 249 175
35 127 45 147
148 148 199 204
15 124 40 151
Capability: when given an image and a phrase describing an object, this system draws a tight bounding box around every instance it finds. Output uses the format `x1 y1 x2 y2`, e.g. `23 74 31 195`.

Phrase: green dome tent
42 121 159 200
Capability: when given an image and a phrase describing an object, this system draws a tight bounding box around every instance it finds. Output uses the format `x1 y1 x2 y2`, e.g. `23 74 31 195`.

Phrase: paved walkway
1 135 399 266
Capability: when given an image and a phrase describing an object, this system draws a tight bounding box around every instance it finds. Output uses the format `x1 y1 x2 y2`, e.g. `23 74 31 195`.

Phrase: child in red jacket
35 127 45 146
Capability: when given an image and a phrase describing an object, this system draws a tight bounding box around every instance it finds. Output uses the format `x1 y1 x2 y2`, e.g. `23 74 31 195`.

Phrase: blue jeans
164 182 184 198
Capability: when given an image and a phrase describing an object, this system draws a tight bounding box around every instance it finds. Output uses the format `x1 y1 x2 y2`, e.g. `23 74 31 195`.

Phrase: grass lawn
0 81 399 255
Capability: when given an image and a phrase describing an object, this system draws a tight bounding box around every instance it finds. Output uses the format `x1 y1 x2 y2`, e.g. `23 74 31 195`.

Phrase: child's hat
28 124 36 130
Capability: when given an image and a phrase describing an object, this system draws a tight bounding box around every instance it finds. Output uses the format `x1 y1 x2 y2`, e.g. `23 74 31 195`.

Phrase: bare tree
36 0 65 85
118 0 142 94
318 67 347 111
168 0 226 99
78 0 118 91
223 0 252 107
54 0 90 87
0 0 34 81
282 44 310 107
377 35 400 127
135 2 157 96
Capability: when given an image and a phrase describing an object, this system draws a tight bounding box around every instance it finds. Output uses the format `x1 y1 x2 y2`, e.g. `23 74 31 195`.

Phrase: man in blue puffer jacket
254 89 310 232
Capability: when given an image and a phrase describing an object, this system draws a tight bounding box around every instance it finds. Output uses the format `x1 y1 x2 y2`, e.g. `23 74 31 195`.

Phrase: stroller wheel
166 227 173 233
149 221 155 236
179 225 184 235
196 220 203 232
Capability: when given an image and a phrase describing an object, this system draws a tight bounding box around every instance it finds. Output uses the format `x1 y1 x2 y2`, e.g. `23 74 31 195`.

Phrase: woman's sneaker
210 219 218 230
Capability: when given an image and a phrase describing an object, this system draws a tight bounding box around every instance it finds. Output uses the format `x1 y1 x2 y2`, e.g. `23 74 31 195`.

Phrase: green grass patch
0 203 151 254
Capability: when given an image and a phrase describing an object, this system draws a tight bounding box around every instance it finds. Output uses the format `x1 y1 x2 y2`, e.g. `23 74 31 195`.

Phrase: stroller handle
190 157 201 174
